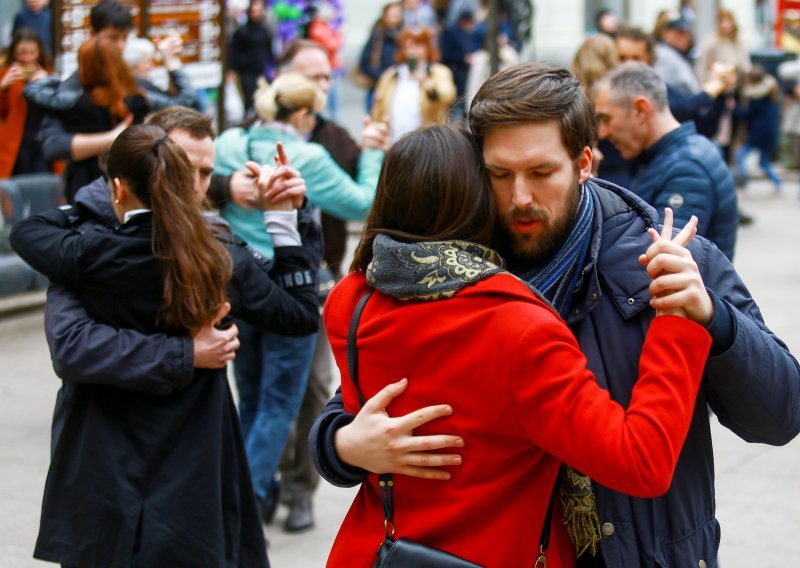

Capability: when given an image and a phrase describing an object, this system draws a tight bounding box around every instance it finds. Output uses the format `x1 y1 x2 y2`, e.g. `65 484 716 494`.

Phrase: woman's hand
334 378 464 480
639 208 713 324
250 160 306 210
1 64 24 89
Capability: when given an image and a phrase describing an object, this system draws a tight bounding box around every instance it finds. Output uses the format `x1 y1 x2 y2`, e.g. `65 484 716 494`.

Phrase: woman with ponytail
9 124 275 567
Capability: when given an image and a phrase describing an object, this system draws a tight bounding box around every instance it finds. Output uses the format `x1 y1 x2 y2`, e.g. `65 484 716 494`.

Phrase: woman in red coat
321 125 711 567
0 27 51 177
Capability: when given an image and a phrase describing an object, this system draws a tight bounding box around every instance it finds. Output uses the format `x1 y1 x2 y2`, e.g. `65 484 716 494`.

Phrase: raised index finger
660 207 674 240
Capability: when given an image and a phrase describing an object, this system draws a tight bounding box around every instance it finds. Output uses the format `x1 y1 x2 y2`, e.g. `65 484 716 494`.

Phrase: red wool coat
0 67 29 178
324 273 711 568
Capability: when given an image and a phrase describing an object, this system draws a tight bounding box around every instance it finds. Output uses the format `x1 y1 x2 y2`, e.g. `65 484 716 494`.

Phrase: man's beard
498 180 582 270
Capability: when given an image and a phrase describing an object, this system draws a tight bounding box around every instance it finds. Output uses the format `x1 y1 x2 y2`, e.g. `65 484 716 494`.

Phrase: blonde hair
253 73 326 122
572 34 619 95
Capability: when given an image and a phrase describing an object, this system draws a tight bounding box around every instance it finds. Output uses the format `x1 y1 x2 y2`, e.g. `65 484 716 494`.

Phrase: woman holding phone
370 26 456 141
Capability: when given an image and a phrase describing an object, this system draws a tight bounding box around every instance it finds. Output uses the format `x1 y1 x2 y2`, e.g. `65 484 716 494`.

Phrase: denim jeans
234 318 316 501
736 144 782 188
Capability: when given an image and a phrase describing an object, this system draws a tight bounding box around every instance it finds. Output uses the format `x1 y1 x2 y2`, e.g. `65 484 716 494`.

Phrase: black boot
284 495 314 532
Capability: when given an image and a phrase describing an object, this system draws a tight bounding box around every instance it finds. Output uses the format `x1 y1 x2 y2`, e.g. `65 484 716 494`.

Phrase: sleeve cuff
263 210 301 247
706 288 736 356
322 413 369 486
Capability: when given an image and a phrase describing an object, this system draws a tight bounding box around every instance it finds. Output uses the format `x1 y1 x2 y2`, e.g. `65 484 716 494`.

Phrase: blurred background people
464 28 518 112
735 65 782 193
357 2 403 112
695 8 752 161
28 35 148 203
371 26 455 141
594 7 619 38
230 0 274 116
12 0 51 56
571 33 635 186
213 71 384 528
440 8 476 119
402 0 438 31
0 27 51 178
653 10 701 96
304 1 344 121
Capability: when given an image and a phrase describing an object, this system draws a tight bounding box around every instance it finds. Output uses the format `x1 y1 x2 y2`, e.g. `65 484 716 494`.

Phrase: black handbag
346 291 556 568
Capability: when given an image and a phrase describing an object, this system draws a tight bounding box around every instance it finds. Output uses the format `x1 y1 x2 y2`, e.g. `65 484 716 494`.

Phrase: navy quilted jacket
630 122 738 261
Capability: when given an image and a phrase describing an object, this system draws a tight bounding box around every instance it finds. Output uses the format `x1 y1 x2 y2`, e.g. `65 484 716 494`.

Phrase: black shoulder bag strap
346 290 557 565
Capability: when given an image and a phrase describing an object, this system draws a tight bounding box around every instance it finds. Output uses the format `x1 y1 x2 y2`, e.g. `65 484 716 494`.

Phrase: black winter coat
9 180 318 567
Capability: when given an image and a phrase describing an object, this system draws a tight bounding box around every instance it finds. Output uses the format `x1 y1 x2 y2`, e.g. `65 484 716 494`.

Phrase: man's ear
577 146 593 184
633 96 653 120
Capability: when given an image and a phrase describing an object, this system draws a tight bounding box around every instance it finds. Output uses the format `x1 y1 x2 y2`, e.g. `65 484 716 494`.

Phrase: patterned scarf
368 232 602 557
518 183 594 319
516 184 601 558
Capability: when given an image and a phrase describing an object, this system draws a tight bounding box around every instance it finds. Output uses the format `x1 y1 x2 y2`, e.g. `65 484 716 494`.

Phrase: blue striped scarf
519 184 594 318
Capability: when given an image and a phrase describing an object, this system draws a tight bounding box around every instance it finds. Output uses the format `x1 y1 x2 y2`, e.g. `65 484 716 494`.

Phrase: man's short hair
594 62 669 111
616 25 656 59
90 0 134 33
145 106 216 140
469 63 597 159
277 39 328 72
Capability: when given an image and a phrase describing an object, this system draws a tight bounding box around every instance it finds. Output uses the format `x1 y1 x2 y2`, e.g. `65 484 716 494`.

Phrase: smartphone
276 141 288 167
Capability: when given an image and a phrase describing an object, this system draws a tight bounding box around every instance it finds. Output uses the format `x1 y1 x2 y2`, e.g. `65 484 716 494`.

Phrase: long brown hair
4 27 51 71
350 125 496 273
78 35 139 121
105 124 232 333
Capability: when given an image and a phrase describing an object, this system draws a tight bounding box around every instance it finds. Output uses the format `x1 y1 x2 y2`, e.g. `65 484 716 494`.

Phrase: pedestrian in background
12 0 51 55
371 26 455 141
305 1 344 121
230 0 274 115
440 8 476 119
735 65 783 193
357 2 403 112
213 71 385 527
0 27 51 178
594 62 739 260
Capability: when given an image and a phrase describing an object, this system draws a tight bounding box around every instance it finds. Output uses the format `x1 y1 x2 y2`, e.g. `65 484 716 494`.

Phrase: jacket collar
640 121 696 165
565 178 659 324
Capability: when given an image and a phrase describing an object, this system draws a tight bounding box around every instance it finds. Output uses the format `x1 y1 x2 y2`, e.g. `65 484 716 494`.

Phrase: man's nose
511 179 534 210
597 122 609 140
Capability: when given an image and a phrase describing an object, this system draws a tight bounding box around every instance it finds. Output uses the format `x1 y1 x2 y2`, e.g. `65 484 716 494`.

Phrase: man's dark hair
145 106 216 140
90 1 134 33
469 63 597 159
277 39 327 71
616 25 656 60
